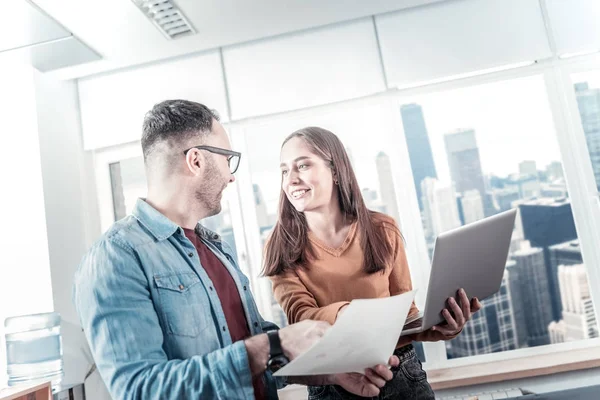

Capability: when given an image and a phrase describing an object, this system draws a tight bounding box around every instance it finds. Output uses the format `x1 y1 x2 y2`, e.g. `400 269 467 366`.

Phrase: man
74 100 398 399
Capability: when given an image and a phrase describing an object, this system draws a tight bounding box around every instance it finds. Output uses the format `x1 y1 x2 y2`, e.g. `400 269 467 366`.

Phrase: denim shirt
73 199 282 399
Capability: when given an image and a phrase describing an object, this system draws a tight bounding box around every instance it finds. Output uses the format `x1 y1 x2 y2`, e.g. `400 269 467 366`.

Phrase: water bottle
4 312 64 390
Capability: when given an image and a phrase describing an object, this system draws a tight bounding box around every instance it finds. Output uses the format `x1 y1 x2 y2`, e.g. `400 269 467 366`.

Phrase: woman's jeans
307 344 435 400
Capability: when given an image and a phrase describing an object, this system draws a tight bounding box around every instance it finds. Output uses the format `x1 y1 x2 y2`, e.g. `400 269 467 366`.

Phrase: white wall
78 50 229 150
33 71 109 398
34 71 99 326
223 18 385 119
376 0 551 87
0 63 55 389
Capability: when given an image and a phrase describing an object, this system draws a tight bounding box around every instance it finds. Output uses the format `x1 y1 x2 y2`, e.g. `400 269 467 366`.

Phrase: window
397 75 598 360
571 71 600 193
108 155 239 258
94 66 600 376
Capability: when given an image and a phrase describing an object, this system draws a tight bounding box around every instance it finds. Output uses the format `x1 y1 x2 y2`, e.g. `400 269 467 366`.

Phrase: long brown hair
263 127 397 276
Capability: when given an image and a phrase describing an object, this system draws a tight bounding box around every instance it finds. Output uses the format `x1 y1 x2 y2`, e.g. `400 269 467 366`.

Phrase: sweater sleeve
386 221 461 346
270 270 349 325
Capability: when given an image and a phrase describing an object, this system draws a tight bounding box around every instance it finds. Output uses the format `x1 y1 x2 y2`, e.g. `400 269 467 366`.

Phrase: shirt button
188 252 194 257
222 326 226 332
179 284 184 290
209 286 214 291
243 286 247 291
254 322 259 327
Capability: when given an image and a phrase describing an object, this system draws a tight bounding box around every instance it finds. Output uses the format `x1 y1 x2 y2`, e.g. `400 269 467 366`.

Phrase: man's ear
185 148 203 176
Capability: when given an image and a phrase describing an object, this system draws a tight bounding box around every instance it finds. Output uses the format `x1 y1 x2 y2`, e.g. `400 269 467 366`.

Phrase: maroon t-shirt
183 229 265 400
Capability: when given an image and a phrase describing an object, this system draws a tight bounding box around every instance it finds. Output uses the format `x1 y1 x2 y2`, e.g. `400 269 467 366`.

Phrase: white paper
274 290 416 376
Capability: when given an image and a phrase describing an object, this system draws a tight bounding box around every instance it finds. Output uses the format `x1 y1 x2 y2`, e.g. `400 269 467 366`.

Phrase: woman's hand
332 355 400 397
430 288 482 336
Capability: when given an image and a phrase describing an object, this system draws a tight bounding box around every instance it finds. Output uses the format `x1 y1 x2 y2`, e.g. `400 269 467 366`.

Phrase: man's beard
195 163 227 218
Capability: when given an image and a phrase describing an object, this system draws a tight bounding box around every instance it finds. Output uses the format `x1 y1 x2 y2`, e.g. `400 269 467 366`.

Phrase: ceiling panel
31 0 444 79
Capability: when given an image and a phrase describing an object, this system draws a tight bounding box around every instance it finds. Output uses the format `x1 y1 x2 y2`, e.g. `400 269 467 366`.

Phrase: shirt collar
132 198 221 242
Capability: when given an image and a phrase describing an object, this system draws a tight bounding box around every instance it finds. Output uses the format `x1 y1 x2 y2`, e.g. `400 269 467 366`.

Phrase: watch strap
266 330 284 358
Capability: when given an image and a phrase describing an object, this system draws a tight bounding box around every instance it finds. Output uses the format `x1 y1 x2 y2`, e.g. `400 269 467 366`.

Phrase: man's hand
332 355 400 397
431 288 482 336
278 320 331 360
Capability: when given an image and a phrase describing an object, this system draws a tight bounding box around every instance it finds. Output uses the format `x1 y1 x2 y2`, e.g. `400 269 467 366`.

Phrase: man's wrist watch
266 330 289 373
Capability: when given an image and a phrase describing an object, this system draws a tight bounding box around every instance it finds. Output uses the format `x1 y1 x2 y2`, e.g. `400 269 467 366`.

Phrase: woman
263 127 482 399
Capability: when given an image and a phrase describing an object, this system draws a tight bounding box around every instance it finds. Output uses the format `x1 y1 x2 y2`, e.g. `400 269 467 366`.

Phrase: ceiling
31 0 444 80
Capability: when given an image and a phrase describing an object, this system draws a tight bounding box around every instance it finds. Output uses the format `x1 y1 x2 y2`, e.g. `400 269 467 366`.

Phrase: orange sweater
269 213 454 347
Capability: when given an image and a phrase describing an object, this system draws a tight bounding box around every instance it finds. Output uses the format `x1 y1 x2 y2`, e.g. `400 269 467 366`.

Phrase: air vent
132 0 196 40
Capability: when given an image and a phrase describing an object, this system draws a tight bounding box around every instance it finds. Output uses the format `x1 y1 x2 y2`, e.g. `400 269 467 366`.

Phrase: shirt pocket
154 272 208 338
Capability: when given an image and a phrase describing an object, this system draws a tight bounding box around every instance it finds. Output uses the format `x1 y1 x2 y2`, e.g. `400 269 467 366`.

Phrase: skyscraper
519 160 538 177
482 269 518 353
554 264 598 341
400 103 437 210
540 182 568 199
362 188 386 213
549 239 583 278
460 189 485 224
574 82 600 190
505 260 528 348
505 174 541 200
376 152 401 224
559 264 591 317
545 161 564 182
519 198 578 321
446 311 490 359
512 243 553 346
420 177 461 238
444 129 493 215
447 267 517 358
548 320 566 344
253 184 270 229
493 188 521 213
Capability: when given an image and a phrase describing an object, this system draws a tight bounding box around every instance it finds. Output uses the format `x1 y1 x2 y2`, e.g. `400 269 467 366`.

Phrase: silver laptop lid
420 208 518 331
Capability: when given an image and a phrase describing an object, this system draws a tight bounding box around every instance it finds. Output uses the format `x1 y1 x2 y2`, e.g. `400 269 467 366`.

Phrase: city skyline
113 74 600 221
252 151 567 228
248 75 573 215
401 75 563 185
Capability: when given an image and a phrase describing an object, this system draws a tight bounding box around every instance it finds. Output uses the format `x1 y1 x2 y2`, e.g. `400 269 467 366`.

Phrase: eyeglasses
183 145 242 174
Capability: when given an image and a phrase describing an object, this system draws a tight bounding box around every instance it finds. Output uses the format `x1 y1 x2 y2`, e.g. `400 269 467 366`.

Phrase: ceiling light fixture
131 0 196 40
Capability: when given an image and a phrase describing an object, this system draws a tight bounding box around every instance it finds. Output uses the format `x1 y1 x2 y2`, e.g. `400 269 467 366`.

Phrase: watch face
267 355 289 372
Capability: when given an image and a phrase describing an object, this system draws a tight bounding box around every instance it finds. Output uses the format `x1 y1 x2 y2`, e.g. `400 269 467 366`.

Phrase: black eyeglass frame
183 145 242 174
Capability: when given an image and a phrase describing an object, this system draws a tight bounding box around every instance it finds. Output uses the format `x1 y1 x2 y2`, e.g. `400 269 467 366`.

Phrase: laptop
401 208 517 336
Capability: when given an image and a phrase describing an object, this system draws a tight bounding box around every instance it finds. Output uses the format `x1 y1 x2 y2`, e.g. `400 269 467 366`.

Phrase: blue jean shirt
73 199 283 399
